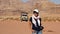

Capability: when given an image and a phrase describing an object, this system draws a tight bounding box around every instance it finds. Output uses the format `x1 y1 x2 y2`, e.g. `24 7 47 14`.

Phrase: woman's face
34 13 38 17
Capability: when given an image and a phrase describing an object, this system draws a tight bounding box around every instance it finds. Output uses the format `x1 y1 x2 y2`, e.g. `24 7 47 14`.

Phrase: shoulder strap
30 17 32 23
39 18 42 26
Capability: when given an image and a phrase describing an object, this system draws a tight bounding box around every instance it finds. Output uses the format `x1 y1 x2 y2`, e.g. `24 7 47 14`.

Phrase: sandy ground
0 19 60 34
42 21 60 34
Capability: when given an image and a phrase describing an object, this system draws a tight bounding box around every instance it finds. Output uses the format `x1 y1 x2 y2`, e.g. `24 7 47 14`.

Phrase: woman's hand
32 30 35 32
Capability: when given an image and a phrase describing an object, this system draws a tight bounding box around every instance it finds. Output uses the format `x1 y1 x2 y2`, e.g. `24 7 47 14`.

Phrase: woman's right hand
32 30 35 32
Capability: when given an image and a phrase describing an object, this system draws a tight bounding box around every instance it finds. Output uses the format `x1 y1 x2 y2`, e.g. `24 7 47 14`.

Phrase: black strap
30 17 32 23
35 19 39 27
39 18 42 26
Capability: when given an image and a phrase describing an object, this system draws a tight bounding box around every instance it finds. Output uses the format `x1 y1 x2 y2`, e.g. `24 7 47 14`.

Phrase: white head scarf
32 9 40 27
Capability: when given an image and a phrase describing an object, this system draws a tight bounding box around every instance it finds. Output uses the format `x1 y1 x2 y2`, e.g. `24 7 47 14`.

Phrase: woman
29 9 44 34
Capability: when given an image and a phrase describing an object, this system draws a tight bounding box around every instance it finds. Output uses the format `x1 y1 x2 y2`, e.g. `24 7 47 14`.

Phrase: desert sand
0 17 60 34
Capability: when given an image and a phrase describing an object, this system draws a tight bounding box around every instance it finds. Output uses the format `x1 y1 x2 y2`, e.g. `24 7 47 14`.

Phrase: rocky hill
0 0 60 16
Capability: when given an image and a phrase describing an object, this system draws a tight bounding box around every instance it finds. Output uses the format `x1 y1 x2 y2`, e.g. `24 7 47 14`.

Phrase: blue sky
21 0 29 3
21 0 60 4
49 0 60 4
